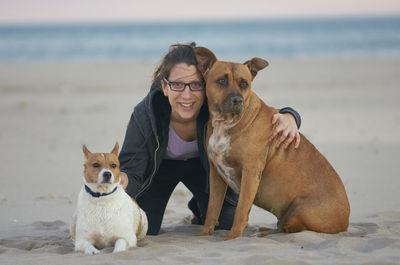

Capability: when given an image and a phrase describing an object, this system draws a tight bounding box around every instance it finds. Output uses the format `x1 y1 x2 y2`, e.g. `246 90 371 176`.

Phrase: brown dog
194 47 350 240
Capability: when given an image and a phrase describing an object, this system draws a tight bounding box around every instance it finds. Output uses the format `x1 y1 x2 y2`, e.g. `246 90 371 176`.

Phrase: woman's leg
136 160 180 235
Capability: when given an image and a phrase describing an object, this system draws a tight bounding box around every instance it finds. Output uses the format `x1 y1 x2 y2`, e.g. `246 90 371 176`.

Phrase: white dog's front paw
113 238 128 253
75 240 100 255
84 244 100 255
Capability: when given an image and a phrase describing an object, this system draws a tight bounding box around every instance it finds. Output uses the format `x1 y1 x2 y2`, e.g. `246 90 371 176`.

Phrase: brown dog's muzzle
221 92 244 115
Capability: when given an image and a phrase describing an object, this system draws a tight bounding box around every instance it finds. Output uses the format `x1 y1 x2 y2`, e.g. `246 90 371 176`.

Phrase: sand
0 58 399 265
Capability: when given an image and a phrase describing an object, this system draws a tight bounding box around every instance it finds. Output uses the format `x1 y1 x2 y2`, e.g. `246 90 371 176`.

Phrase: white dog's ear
244 58 269 80
83 145 91 160
111 142 119 156
194 46 217 77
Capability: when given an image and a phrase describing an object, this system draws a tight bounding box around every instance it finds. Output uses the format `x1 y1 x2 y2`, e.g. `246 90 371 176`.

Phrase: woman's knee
146 224 161 235
215 202 236 230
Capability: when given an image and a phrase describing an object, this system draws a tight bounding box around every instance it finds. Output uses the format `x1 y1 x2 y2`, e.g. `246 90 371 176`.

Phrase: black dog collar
85 185 118 198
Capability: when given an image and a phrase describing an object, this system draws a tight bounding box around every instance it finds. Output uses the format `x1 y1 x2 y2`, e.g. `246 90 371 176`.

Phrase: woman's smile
179 102 195 109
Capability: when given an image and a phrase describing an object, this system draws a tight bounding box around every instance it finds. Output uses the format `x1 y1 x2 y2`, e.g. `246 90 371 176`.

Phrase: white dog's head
82 142 120 194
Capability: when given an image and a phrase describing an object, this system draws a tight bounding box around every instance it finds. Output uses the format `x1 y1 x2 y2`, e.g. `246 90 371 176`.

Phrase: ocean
0 17 400 62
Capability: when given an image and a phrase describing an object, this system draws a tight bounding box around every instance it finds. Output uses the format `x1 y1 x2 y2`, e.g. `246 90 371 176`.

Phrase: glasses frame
163 78 204 92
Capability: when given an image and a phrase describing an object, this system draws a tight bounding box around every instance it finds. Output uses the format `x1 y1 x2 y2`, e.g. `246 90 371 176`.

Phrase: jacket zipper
135 135 160 199
203 123 209 192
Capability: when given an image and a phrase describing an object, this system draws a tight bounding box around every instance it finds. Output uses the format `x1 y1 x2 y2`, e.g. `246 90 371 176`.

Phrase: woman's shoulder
131 92 153 124
130 88 169 132
133 88 165 115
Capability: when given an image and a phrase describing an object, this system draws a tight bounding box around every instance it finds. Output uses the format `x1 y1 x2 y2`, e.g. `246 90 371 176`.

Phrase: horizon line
1 13 400 27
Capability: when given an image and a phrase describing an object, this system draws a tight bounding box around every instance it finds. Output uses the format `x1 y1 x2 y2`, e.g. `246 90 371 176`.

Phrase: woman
119 43 301 235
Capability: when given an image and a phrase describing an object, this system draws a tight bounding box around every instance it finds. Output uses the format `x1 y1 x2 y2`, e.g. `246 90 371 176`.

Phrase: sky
1 0 400 24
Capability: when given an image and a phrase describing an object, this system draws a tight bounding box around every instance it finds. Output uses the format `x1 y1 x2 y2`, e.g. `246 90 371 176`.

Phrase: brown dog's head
82 142 120 193
195 47 268 119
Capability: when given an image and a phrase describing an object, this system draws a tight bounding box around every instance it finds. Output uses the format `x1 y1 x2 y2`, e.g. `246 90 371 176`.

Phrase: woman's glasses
163 78 204 92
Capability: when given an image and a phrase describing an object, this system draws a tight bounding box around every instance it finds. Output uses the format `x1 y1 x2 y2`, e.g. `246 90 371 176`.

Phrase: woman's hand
268 113 300 149
120 172 129 190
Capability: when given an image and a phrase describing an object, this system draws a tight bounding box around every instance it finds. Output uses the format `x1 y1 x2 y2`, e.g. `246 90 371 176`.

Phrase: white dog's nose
99 168 114 184
103 171 112 182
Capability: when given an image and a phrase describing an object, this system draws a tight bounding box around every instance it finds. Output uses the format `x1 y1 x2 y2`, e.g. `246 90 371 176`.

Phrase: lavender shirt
165 124 200 160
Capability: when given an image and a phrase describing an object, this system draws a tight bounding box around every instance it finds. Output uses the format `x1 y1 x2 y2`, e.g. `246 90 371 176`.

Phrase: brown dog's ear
244 58 269 80
111 142 119 156
194 47 217 77
83 145 91 160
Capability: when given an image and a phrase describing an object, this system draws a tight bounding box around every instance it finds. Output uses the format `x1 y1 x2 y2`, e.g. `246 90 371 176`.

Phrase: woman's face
161 63 205 124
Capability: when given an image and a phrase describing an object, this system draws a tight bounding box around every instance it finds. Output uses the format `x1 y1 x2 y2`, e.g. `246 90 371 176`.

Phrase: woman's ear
161 79 168 97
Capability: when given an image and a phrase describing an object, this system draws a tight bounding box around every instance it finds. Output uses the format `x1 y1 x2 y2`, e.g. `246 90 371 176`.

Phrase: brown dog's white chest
207 116 241 193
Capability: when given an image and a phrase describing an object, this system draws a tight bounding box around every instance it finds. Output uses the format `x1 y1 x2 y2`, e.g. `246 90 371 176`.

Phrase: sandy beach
0 58 399 265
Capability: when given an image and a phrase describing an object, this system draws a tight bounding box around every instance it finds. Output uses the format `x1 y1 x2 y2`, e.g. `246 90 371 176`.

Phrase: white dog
70 142 148 254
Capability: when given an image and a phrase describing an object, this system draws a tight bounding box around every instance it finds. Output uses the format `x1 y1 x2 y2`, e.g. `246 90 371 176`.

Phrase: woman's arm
269 107 301 149
118 111 150 196
279 107 301 129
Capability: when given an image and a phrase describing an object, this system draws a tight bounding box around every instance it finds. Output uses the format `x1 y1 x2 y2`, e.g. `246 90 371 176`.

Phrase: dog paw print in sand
0 220 74 254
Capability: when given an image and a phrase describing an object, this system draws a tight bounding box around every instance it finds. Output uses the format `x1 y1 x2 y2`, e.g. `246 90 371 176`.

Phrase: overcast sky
1 0 400 24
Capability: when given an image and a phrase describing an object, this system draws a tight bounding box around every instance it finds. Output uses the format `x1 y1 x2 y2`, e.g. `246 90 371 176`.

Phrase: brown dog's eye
239 81 248 89
111 164 117 168
92 163 101 168
216 78 227 87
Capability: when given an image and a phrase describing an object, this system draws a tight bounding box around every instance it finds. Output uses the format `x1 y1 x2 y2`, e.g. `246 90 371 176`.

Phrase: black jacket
119 81 301 206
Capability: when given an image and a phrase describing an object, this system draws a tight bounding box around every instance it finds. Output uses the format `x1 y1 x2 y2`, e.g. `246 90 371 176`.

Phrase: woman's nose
180 86 192 98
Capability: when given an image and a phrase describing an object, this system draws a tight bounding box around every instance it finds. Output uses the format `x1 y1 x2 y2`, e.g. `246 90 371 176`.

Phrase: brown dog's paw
258 226 273 232
198 228 214 236
224 231 242 241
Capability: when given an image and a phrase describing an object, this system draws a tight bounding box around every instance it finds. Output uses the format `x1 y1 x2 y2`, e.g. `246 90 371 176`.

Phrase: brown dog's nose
231 95 243 106
222 92 244 114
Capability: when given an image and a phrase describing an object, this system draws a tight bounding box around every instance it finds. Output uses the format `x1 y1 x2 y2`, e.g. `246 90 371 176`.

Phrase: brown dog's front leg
224 169 261 240
199 163 227 236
